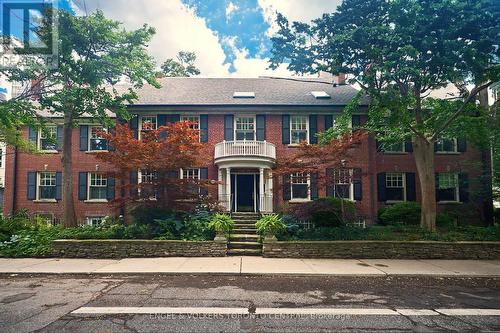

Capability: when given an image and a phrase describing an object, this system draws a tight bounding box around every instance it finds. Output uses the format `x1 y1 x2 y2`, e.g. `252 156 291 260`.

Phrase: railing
214 140 276 160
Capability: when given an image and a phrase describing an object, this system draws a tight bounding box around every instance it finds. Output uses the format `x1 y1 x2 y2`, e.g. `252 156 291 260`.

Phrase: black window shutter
377 172 386 202
405 172 416 201
199 167 209 196
166 114 180 123
55 172 62 200
129 171 138 196
405 141 413 152
282 115 290 144
459 173 469 202
28 127 37 146
310 173 318 199
224 115 234 141
434 141 438 152
167 170 180 178
129 115 139 139
282 174 291 200
27 171 36 200
326 168 334 196
435 173 441 201
309 114 318 144
457 138 467 152
78 172 88 200
79 125 88 151
353 168 362 201
200 115 208 142
56 126 63 151
324 115 333 130
157 114 168 139
376 139 382 152
256 114 266 141
351 115 361 128
106 177 115 200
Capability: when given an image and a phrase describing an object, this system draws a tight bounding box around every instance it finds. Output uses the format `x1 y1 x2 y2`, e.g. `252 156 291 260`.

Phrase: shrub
378 202 421 225
256 214 286 236
436 213 456 229
208 213 234 235
0 211 31 242
180 207 214 240
289 197 356 227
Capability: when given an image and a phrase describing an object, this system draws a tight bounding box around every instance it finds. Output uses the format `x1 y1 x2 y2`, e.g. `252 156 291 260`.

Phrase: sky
68 0 342 77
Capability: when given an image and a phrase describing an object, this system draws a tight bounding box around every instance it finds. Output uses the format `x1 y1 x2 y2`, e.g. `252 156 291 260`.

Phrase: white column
259 168 265 212
267 169 273 212
218 168 224 202
226 167 231 211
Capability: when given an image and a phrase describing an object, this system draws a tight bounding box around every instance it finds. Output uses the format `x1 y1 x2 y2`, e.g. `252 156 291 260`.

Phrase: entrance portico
214 140 275 213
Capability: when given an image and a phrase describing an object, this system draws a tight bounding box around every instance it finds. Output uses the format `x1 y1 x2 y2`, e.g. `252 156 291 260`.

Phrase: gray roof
118 77 368 106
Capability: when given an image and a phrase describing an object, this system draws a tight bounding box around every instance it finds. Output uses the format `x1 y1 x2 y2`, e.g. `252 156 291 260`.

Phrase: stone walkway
1 258 499 276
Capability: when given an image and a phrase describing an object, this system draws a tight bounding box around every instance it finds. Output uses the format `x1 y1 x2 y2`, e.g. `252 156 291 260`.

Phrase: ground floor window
88 173 107 200
139 170 157 199
386 172 405 201
86 216 105 226
38 172 56 200
437 173 459 202
291 172 309 200
332 169 353 199
34 213 54 225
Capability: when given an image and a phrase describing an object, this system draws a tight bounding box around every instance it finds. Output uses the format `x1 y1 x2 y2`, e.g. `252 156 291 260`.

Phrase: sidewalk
1 257 500 276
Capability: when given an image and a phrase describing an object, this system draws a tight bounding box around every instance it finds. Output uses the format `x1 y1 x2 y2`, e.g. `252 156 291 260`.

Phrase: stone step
232 228 258 234
227 248 262 256
228 241 262 249
232 218 259 222
233 221 257 226
229 234 260 242
232 214 260 219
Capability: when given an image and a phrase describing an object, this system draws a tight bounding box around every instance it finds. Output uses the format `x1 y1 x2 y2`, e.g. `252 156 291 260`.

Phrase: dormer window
233 91 255 98
311 91 330 99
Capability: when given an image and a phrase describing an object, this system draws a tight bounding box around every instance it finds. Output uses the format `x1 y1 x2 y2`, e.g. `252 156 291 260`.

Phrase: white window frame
181 168 200 180
437 172 460 202
385 172 406 202
36 172 57 201
332 168 354 201
87 173 107 201
138 169 157 200
290 115 309 145
38 126 58 152
34 213 55 225
86 216 106 226
383 142 405 153
290 172 310 201
181 115 201 142
88 126 108 152
139 115 157 139
234 115 256 141
436 138 458 153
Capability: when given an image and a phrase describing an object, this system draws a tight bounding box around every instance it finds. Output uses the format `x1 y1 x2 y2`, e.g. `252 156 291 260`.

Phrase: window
140 116 157 132
386 172 405 201
89 126 108 151
311 91 330 99
290 116 308 144
437 173 459 202
332 169 353 200
235 116 255 140
38 172 56 200
139 170 156 199
182 168 200 180
88 173 107 200
34 213 54 225
180 115 200 130
291 172 309 200
39 126 57 151
86 216 105 226
436 138 457 153
384 142 405 153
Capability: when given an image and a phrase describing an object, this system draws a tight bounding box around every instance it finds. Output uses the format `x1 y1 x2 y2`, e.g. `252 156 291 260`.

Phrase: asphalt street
1 274 499 332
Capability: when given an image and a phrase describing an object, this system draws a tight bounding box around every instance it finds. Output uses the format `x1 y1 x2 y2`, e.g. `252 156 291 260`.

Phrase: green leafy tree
1 10 159 226
160 51 201 77
269 0 499 230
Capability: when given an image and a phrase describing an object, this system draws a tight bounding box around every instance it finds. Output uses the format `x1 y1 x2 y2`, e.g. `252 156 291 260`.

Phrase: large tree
269 0 499 230
1 10 159 226
160 51 201 77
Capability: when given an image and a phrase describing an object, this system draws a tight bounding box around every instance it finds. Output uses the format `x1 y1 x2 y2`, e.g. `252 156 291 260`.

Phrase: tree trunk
413 136 437 231
62 111 77 227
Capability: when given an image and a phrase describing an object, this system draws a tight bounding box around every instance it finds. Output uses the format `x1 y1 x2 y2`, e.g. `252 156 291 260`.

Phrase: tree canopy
160 51 201 77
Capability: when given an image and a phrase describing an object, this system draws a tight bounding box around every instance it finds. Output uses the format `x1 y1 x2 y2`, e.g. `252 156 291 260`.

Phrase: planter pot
264 234 277 242
214 231 227 242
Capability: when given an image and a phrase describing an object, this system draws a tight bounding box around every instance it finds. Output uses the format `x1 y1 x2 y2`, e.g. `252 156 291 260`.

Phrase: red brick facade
3 112 486 224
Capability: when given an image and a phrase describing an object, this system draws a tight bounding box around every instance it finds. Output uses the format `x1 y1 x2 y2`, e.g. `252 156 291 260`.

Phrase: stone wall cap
53 239 217 244
265 240 500 245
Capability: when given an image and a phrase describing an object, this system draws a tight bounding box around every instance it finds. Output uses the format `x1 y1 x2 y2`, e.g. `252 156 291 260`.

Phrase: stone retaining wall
52 239 227 258
263 241 500 259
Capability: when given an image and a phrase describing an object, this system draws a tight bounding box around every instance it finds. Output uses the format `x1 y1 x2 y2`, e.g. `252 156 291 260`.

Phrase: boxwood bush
289 197 357 227
378 202 421 225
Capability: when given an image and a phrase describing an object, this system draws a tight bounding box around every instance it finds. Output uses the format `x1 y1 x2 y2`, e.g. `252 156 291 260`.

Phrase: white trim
385 172 407 202
290 172 310 201
232 172 258 212
38 126 58 152
88 126 109 152
435 138 458 153
139 115 158 139
437 172 460 202
290 115 309 144
234 115 256 141
36 171 57 201
87 172 108 201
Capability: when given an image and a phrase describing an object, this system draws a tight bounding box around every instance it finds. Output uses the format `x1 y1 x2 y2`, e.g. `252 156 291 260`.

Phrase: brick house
2 77 487 224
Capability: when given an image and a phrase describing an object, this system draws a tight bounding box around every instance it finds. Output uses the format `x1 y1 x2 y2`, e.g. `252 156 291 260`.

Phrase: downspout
11 146 17 214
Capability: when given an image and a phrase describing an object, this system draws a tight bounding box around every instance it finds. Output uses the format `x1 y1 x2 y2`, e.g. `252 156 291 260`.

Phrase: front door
236 174 255 212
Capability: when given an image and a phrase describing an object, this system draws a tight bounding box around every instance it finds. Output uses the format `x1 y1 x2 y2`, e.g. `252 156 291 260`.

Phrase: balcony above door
214 140 276 168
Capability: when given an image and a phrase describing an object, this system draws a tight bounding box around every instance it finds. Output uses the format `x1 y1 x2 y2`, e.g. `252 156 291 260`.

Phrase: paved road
1 274 499 332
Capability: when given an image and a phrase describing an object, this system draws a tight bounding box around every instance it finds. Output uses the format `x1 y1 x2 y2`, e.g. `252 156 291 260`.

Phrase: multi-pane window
437 173 459 202
39 126 57 151
38 172 56 200
140 116 157 131
290 116 308 144
139 170 156 199
180 115 200 130
332 169 353 199
86 216 105 226
291 172 309 200
384 142 405 153
385 172 405 201
34 213 54 225
182 168 200 180
436 138 457 153
89 126 108 151
235 116 255 140
88 173 107 200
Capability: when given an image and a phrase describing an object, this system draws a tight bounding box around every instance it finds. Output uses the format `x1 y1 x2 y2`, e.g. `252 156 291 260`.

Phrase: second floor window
384 142 405 153
436 138 457 153
290 116 308 144
89 126 108 151
291 172 309 200
180 115 200 130
386 172 405 201
141 116 157 132
235 116 255 140
38 172 56 200
89 173 107 200
39 126 57 151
